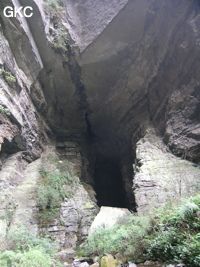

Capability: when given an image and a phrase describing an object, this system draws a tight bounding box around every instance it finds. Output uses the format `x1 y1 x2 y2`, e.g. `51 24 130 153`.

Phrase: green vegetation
52 26 69 59
37 167 76 221
79 195 200 265
0 227 61 266
43 0 63 17
147 195 200 266
2 71 16 83
0 104 10 116
43 0 69 61
79 215 151 262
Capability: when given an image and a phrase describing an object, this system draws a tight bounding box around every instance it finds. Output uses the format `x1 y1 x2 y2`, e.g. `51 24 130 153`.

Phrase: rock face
133 129 200 214
89 206 131 234
0 144 98 251
63 0 129 52
0 0 200 250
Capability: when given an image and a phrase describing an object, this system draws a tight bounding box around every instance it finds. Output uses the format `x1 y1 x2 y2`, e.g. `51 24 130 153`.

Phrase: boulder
89 206 131 234
100 255 120 267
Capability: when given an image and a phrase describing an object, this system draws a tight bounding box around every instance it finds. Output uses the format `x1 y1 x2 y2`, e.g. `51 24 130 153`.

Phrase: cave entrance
94 155 127 208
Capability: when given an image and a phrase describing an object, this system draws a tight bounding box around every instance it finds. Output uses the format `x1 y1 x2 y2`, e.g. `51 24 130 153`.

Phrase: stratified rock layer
0 0 200 246
134 129 200 214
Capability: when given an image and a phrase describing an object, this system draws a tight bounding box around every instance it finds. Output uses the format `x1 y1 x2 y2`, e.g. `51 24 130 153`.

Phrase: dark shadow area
94 155 127 208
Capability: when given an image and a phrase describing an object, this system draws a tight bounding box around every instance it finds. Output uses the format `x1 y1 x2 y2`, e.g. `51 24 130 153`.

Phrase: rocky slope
0 0 200 258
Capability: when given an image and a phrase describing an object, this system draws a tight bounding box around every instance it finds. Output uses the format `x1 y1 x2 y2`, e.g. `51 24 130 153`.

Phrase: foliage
52 26 69 58
79 214 150 262
2 71 16 83
0 249 52 267
43 0 69 60
38 168 74 210
19 249 52 267
37 167 76 222
43 0 63 17
0 227 58 267
0 104 10 116
147 195 200 266
6 227 54 254
80 195 200 266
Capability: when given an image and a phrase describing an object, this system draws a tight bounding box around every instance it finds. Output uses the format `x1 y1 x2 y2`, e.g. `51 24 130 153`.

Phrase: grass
79 194 200 265
37 165 77 223
0 227 62 267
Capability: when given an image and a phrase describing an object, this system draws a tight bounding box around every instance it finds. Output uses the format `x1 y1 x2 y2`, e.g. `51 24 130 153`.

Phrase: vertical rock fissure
93 155 127 209
83 114 137 211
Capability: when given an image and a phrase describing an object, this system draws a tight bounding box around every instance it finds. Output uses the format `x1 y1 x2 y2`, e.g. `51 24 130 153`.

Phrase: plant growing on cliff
52 26 69 59
2 71 16 84
0 104 10 116
37 167 76 222
43 0 69 61
43 0 63 17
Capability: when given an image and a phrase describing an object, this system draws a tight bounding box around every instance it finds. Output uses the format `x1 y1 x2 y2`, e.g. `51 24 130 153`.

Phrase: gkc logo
3 6 33 18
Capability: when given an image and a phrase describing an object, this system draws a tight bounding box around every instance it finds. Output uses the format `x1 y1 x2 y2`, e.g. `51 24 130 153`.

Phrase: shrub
43 0 63 17
147 195 200 266
6 227 54 255
178 202 199 223
2 71 16 83
19 248 52 267
79 214 150 262
0 104 10 116
0 250 20 266
0 249 52 267
53 28 69 55
38 168 74 210
0 227 58 267
80 195 200 265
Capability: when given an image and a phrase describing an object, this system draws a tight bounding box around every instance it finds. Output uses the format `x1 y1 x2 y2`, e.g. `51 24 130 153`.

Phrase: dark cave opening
93 155 128 209
83 112 137 211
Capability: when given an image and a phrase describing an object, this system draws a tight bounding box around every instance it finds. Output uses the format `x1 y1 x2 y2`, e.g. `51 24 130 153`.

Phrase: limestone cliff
0 0 200 257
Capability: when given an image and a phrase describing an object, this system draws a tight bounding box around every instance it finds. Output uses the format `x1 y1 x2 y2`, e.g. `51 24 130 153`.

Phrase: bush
0 104 10 116
0 227 59 267
2 71 16 83
38 168 74 210
80 195 200 265
6 227 54 254
79 215 150 262
43 0 63 17
0 249 52 267
147 195 200 266
19 248 52 267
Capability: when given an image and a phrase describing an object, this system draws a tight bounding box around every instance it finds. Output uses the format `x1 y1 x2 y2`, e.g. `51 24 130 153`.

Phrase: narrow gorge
0 0 200 266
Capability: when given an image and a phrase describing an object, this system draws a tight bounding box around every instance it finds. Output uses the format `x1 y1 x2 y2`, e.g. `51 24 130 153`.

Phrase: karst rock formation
0 0 200 255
